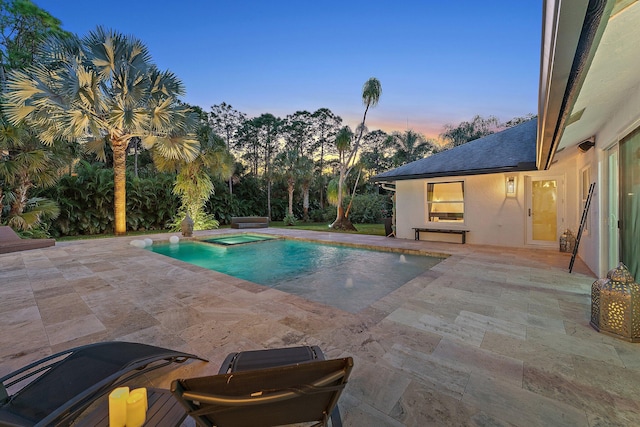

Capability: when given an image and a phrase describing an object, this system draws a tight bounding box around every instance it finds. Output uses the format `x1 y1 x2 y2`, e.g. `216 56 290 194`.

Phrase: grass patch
269 221 385 236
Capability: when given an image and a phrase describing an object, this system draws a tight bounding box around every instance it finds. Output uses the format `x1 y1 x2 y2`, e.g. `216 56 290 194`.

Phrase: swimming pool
202 233 277 246
148 238 443 313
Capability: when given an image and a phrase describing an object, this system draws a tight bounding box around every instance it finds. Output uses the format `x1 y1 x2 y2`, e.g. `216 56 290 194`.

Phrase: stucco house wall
395 158 580 251
396 174 524 246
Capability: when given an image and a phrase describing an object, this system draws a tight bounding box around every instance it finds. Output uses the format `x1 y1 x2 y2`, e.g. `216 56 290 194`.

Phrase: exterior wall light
505 176 516 197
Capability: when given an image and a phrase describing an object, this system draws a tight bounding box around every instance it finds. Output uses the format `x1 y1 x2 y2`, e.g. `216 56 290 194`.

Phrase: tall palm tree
330 77 381 230
298 155 315 221
3 27 199 235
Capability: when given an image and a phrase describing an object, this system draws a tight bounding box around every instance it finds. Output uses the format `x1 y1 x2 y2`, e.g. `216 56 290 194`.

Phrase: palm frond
362 77 382 107
152 134 200 161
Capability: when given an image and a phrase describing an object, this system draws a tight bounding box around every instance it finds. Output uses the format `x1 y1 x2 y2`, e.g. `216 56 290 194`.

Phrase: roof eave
373 162 537 183
536 0 614 170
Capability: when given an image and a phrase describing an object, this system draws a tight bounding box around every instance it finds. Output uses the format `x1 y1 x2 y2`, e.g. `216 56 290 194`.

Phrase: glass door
527 177 562 245
620 127 640 279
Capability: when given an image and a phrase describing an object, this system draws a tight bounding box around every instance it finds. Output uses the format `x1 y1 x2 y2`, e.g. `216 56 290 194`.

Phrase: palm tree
330 77 381 230
298 155 315 221
331 126 353 228
3 27 199 235
0 118 63 230
154 113 234 231
390 130 435 166
274 149 298 219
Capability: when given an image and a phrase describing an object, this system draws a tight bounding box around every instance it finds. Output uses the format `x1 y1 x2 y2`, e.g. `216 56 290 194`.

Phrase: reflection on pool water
148 239 443 313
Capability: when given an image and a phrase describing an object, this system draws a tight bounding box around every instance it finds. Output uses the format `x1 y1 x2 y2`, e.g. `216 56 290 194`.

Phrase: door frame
605 144 619 271
524 174 565 247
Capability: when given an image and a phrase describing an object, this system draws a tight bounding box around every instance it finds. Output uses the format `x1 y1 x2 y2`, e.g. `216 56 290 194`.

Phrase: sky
34 1 542 139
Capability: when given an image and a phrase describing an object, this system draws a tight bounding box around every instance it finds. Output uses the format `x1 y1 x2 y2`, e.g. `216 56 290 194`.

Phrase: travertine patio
1 228 639 426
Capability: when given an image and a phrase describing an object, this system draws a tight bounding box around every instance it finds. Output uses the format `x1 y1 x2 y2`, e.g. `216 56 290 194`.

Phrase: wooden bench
0 226 55 254
230 216 269 229
413 227 468 244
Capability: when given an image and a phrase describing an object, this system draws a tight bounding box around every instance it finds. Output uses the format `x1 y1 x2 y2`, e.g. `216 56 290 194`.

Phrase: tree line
0 0 534 237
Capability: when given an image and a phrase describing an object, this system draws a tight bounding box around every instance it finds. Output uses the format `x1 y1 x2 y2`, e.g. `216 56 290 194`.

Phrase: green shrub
344 193 391 224
283 213 297 226
37 161 179 236
309 206 335 223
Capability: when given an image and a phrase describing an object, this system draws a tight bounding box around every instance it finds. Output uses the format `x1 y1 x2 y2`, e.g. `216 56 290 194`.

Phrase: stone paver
1 228 638 426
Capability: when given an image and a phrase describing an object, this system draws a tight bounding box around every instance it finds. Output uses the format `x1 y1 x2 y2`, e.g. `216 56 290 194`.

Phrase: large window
426 181 464 223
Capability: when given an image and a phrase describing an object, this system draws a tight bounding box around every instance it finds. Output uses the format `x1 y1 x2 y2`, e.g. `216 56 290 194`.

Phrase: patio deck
1 228 639 426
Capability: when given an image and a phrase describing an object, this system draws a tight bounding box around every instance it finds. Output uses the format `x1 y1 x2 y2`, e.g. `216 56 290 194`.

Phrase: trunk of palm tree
112 139 128 235
9 177 30 217
331 166 356 231
344 168 362 218
302 183 310 221
133 143 138 178
267 179 272 219
288 178 294 216
319 141 325 209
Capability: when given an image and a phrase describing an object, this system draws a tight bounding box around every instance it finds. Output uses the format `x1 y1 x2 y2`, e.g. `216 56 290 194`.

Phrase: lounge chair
171 346 353 427
0 341 207 426
0 226 55 254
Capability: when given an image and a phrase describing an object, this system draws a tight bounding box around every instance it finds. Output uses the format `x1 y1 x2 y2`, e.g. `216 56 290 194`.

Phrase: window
426 181 464 223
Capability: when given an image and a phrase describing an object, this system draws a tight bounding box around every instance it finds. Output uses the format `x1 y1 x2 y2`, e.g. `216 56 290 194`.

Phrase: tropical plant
0 117 65 231
155 104 234 231
298 155 315 221
251 113 282 219
342 193 391 224
37 161 179 236
209 102 246 194
309 108 342 209
330 77 381 230
0 0 69 235
390 130 436 166
3 26 200 235
440 115 501 148
274 149 300 218
359 129 393 177
0 0 69 76
283 213 296 226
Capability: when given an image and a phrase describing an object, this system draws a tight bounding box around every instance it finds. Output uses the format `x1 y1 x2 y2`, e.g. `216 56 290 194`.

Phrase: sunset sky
35 1 542 139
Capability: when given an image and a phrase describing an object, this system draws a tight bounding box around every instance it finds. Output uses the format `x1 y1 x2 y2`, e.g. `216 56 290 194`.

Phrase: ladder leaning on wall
569 182 596 273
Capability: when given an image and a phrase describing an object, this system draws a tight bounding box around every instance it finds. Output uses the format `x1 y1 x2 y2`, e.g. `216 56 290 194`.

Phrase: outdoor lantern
505 176 516 196
590 262 640 342
181 214 194 237
559 229 576 253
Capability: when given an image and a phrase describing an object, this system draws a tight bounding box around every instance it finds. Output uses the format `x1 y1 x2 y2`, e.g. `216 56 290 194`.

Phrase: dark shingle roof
373 118 538 182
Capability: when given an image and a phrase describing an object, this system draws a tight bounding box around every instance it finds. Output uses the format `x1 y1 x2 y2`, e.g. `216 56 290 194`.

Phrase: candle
126 388 147 427
108 387 129 427
130 387 148 410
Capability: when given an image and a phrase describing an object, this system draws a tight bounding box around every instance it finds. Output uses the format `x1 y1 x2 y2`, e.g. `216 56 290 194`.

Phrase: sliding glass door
620 127 640 279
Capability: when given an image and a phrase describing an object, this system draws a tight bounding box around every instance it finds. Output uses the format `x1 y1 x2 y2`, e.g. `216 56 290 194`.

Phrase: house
374 0 640 279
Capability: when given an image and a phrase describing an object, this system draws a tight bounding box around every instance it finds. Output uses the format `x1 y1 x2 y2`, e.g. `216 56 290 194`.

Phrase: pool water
202 234 277 246
148 239 443 313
